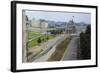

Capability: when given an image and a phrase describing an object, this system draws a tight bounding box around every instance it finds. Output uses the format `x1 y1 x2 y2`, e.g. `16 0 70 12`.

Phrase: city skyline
25 10 91 24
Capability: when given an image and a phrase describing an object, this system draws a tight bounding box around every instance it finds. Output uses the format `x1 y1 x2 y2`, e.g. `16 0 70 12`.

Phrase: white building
31 18 48 34
31 18 40 28
31 18 48 29
40 19 48 28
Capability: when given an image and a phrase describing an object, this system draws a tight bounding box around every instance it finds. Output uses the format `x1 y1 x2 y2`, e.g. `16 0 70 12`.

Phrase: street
62 37 79 60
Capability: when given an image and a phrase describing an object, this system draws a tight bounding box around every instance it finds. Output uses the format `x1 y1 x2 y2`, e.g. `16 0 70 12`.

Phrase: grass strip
48 38 71 61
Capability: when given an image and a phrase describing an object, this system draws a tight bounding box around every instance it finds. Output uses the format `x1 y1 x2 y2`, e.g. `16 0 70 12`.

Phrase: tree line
79 25 91 59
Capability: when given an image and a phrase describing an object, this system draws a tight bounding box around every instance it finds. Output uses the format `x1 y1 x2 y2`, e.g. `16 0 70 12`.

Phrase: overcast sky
24 10 91 24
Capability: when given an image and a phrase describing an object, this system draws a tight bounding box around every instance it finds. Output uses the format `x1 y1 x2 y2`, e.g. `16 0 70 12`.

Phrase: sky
24 10 91 24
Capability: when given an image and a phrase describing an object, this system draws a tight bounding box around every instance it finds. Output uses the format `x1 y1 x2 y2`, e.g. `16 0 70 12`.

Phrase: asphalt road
62 37 79 60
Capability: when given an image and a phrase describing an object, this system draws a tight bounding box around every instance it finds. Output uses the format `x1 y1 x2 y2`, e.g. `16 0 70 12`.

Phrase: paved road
62 37 79 60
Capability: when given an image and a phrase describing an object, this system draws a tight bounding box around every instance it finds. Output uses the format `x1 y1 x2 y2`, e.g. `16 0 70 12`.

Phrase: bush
46 36 49 40
37 38 42 44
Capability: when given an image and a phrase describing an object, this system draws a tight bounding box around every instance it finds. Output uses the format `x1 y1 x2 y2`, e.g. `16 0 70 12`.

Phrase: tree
79 25 91 59
37 38 41 44
46 36 49 40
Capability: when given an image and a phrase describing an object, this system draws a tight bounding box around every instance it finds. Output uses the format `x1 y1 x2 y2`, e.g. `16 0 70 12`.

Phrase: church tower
66 16 76 34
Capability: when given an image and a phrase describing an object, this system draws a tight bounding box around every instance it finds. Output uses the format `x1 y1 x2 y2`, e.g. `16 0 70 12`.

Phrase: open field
27 31 55 48
28 32 41 40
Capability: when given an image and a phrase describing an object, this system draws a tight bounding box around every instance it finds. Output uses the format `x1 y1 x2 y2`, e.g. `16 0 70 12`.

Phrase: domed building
66 19 76 34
